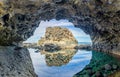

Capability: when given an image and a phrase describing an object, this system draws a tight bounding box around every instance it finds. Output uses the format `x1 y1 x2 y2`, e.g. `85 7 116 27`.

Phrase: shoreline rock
42 43 61 52
38 26 78 49
23 42 92 52
74 44 92 50
0 46 37 77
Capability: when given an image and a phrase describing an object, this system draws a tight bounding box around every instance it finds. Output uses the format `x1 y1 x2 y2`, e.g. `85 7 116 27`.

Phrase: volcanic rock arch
0 0 120 55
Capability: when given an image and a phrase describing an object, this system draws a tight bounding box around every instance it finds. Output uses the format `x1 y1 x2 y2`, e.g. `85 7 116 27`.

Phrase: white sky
24 19 91 43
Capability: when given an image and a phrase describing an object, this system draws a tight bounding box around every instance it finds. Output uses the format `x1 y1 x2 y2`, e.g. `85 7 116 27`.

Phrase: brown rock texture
38 26 78 49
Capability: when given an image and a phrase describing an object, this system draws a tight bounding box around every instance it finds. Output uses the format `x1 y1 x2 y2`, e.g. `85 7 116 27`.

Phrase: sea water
29 49 92 77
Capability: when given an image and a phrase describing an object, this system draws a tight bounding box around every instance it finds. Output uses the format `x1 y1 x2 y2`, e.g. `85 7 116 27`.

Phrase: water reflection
74 51 120 77
41 49 77 66
29 49 92 77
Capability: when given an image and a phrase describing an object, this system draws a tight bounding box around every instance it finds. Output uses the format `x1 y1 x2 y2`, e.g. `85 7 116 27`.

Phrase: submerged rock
104 64 112 71
74 51 120 77
112 64 118 70
95 71 103 77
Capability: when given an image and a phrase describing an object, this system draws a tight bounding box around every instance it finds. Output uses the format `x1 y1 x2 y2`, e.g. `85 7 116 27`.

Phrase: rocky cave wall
0 0 120 54
0 46 37 77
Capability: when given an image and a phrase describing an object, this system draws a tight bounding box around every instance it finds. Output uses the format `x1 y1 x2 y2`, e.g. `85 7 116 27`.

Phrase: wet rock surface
0 46 37 77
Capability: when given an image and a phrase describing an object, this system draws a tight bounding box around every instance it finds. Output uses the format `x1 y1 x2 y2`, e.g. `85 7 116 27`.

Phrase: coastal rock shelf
38 27 78 49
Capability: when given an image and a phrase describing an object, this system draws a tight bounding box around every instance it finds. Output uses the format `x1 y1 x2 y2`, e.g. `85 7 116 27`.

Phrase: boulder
104 64 112 71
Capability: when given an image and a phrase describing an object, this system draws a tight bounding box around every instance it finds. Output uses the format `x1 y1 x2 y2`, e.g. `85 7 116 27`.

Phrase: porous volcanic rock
0 0 120 77
38 26 78 49
0 0 120 55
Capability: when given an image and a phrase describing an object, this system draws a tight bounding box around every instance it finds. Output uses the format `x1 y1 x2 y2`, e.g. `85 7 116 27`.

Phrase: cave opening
24 19 92 45
24 19 92 77
1 0 120 77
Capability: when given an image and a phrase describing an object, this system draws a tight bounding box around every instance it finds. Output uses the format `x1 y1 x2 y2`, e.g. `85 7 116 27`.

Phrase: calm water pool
29 49 92 77
29 48 120 77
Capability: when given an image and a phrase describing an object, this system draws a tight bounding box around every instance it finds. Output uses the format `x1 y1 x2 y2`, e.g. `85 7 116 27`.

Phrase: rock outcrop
0 46 37 77
0 0 120 54
38 26 78 49
0 0 120 55
0 0 120 77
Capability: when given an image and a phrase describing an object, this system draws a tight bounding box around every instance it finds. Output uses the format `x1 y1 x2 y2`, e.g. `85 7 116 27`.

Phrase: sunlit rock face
0 0 120 54
38 26 78 49
0 0 40 45
0 46 37 77
41 49 77 66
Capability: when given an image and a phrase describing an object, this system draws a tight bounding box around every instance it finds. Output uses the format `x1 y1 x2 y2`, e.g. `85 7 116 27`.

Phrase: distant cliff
38 26 78 49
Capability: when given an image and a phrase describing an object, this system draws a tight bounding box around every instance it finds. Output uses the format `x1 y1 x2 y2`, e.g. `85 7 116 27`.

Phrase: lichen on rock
38 26 78 49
